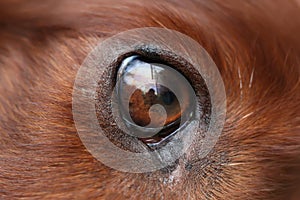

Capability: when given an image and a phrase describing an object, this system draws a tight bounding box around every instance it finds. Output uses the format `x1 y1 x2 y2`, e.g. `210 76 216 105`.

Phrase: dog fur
0 0 299 199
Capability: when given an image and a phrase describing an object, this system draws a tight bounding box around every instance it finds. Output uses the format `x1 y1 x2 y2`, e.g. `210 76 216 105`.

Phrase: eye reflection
129 86 180 127
116 55 196 147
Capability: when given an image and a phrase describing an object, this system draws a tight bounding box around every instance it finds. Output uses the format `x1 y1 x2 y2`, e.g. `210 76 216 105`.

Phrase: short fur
0 0 299 199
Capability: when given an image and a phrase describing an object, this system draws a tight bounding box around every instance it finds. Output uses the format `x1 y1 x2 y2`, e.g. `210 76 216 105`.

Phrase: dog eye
115 55 196 148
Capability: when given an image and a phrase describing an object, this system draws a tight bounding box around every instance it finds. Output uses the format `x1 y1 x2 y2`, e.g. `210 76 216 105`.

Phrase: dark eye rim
95 46 212 152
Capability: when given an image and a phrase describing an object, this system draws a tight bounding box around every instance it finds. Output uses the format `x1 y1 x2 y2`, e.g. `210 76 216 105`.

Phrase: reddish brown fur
0 0 299 199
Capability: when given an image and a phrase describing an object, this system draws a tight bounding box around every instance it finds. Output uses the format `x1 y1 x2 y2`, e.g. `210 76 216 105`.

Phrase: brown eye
116 55 196 148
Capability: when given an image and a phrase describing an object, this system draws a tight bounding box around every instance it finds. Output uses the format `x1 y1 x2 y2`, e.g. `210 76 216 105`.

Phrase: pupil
161 91 175 105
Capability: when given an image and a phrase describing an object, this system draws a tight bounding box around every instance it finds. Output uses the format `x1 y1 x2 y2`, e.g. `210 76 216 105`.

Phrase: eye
73 28 226 172
115 55 196 148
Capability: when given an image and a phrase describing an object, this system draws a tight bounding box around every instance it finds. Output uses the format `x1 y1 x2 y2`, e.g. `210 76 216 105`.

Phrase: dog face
0 1 299 199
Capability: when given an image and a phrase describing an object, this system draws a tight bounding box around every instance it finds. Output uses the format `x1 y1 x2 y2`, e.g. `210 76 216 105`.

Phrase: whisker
249 66 255 88
237 66 243 97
